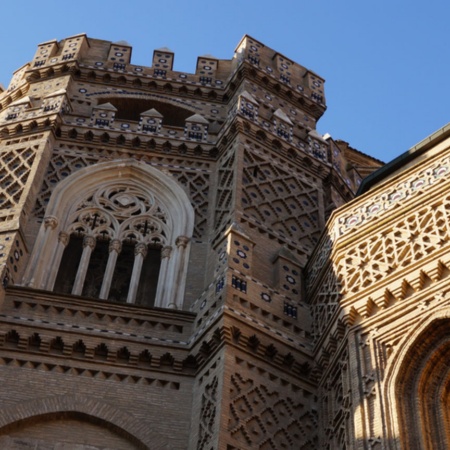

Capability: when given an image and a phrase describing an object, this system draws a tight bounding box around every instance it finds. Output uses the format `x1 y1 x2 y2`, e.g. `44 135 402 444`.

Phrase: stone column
47 231 70 290
126 242 148 304
99 239 122 300
23 215 58 288
172 235 190 309
154 245 172 308
72 235 96 296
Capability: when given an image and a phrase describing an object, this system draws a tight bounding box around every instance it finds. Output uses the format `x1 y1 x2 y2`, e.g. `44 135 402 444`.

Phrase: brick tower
0 34 389 449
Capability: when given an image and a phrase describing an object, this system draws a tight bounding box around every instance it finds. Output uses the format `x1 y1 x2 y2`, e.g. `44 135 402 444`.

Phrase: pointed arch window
52 184 169 306
23 160 194 309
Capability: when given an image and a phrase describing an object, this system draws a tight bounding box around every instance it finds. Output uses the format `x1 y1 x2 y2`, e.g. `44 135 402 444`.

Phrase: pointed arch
117 134 126 145
23 160 194 309
384 308 450 449
0 394 169 449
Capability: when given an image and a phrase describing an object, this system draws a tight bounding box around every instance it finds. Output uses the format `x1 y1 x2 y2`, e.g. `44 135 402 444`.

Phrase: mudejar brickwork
0 33 448 449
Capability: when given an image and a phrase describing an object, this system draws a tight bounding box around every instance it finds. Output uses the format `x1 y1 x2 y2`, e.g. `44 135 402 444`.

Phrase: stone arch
23 159 194 309
0 394 171 449
384 308 450 450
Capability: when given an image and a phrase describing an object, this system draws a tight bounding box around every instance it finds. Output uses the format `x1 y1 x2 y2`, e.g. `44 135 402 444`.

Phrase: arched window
23 160 194 309
386 313 450 449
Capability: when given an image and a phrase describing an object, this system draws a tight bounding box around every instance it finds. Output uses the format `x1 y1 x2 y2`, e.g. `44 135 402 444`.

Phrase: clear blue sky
1 0 448 163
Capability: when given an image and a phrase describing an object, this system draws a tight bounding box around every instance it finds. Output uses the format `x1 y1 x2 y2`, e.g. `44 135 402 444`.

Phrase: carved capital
176 235 190 249
44 216 59 230
109 239 122 254
58 231 69 246
134 242 148 258
83 235 96 250
161 245 172 259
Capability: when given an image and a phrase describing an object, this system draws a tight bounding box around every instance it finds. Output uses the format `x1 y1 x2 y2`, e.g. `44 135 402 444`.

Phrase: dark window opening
142 124 158 133
188 131 203 140
95 118 110 127
53 235 162 307
135 246 161 307
96 98 192 127
108 242 134 303
54 235 83 294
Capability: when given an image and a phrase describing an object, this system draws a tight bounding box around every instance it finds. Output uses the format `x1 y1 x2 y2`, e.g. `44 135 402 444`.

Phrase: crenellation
5 64 30 95
60 34 90 59
106 41 133 69
31 39 60 69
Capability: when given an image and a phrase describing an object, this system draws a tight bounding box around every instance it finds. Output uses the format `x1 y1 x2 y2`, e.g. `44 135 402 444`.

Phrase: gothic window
51 184 168 306
23 160 194 309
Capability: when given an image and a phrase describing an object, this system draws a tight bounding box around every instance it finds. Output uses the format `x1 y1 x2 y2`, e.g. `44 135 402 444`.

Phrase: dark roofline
357 122 450 195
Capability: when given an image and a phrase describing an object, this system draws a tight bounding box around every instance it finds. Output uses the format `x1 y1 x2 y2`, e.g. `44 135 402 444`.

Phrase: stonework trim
0 394 171 449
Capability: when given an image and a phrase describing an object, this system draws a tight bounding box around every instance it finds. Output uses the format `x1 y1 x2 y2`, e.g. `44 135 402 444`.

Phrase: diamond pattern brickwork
310 267 342 342
319 348 352 450
228 372 318 449
0 144 37 222
197 376 219 450
35 147 212 239
241 143 322 256
214 148 236 235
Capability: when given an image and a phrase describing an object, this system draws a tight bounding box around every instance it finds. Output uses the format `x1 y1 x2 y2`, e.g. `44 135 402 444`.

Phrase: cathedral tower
0 34 385 449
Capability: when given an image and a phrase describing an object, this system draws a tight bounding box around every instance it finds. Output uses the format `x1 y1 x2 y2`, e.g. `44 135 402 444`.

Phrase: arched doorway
388 315 450 449
0 412 144 450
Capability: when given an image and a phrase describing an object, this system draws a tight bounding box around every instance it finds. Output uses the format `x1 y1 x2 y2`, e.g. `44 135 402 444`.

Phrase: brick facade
0 33 447 449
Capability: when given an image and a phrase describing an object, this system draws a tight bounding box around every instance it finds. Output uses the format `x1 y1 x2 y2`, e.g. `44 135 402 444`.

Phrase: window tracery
23 160 194 309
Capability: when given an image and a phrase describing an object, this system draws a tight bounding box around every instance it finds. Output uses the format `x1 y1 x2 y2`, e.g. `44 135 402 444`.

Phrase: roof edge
357 122 450 195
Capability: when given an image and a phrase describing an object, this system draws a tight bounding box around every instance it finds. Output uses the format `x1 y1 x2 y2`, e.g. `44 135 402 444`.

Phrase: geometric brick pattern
336 152 450 239
308 153 450 291
168 168 210 239
336 193 450 294
241 146 322 255
214 149 236 235
35 149 211 238
197 376 218 450
0 353 181 388
0 144 36 221
310 266 341 342
228 373 318 449
0 325 185 383
34 149 100 217
319 348 352 450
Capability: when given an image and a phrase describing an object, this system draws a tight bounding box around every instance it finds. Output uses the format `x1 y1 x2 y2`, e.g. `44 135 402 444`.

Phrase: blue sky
1 1 448 163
